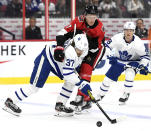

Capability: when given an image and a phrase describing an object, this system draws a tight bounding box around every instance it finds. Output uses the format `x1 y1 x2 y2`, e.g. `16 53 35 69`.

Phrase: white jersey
105 33 150 66
45 40 84 85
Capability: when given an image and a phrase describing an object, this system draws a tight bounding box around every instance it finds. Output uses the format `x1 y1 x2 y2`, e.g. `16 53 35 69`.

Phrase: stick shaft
88 90 115 123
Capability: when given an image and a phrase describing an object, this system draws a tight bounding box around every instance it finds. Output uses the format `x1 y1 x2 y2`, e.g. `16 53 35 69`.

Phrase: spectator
76 0 90 16
143 0 151 18
116 0 127 17
5 0 22 18
26 0 42 18
25 16 43 40
98 0 119 18
55 0 67 16
0 0 10 5
93 0 99 6
0 30 4 40
124 0 144 18
40 0 56 15
135 18 148 39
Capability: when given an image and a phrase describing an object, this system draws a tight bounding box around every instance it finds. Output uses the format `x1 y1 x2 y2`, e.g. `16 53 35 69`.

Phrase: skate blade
75 109 90 115
71 105 91 115
119 102 126 106
2 106 20 117
54 111 74 117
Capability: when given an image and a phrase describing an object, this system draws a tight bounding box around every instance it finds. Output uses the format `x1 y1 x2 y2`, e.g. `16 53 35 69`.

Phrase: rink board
0 41 150 84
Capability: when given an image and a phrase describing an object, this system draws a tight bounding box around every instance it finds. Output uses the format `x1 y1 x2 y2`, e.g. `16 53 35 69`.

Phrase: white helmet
73 34 89 57
123 22 136 30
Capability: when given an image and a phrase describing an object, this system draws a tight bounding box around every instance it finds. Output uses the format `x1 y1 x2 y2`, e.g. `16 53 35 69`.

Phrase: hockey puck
96 121 102 127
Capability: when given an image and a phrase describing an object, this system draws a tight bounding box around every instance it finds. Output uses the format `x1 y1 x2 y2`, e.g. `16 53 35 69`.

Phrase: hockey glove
138 64 148 75
76 80 92 97
54 46 65 62
107 56 117 65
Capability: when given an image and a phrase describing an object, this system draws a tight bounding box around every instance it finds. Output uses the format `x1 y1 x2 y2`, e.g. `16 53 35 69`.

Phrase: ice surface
0 81 151 131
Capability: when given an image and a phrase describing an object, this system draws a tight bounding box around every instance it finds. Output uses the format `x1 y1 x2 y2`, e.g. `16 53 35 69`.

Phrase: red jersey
64 15 105 49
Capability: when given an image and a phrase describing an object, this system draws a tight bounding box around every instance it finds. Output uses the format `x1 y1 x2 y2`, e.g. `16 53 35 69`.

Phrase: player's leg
97 62 124 101
70 48 105 112
96 76 113 100
55 82 75 116
119 67 135 104
3 48 51 116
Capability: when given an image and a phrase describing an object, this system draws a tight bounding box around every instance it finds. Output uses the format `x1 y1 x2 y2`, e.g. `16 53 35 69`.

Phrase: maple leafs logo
119 51 132 61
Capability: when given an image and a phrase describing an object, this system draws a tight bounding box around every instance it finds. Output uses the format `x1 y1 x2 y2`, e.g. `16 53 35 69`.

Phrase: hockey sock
124 80 133 93
56 82 74 105
124 68 135 93
99 77 112 96
9 85 39 104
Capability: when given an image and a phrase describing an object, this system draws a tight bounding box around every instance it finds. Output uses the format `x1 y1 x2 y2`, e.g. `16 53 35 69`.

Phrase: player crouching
3 34 89 117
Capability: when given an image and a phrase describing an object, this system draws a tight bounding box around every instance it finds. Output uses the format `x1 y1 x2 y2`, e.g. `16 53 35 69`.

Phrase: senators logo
78 15 85 22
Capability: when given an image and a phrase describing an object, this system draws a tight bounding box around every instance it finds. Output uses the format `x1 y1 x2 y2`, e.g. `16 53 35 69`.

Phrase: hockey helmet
123 22 136 30
85 5 98 15
73 34 89 57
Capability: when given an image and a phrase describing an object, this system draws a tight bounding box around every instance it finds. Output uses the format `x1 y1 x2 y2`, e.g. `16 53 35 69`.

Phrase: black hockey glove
54 46 65 62
138 64 148 75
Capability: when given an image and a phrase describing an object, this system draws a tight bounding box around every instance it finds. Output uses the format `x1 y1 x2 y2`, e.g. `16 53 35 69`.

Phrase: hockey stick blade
87 90 117 124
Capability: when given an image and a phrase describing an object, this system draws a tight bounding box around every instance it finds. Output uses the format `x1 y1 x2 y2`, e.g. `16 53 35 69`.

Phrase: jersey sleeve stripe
105 43 112 50
140 57 150 60
48 48 63 79
63 71 74 76
63 67 74 70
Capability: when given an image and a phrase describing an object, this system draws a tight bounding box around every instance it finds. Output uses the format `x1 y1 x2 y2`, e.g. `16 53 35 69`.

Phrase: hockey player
3 34 90 117
54 5 105 112
97 21 150 104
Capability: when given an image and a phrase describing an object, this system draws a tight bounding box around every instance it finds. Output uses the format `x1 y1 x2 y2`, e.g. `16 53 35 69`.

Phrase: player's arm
56 19 77 47
104 35 119 59
136 41 150 75
104 35 118 51
54 18 82 62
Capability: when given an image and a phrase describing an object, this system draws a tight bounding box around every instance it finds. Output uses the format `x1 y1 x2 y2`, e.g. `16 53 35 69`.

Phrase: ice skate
70 95 92 114
2 98 22 116
55 102 74 117
119 93 130 105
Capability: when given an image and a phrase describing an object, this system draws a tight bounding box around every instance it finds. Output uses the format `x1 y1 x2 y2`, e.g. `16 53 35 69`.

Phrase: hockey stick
64 24 76 49
87 90 117 124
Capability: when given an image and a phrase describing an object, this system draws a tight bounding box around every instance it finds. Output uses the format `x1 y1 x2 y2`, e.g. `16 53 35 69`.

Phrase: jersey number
66 59 75 67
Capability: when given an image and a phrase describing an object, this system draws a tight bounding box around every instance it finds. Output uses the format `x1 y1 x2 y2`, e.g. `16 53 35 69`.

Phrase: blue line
1 98 151 120
107 111 151 120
